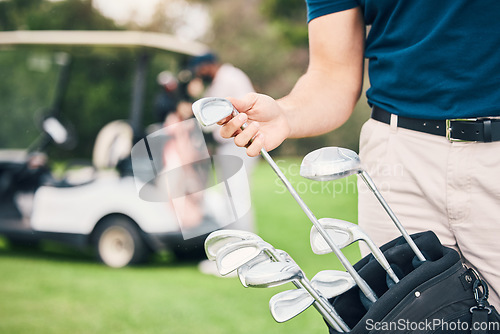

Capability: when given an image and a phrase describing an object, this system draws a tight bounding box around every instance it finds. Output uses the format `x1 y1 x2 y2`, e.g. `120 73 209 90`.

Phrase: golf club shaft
259 148 377 303
265 249 348 332
298 276 350 332
363 239 400 283
235 112 377 302
359 171 426 262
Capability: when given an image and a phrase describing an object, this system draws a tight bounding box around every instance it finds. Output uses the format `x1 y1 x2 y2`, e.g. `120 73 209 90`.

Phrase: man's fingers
220 113 248 138
227 93 258 114
246 133 264 157
234 122 260 147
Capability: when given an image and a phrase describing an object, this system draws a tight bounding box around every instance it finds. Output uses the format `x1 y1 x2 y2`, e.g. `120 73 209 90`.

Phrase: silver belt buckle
445 118 479 142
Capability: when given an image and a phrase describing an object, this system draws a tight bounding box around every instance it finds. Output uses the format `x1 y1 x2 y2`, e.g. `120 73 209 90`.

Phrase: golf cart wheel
93 217 149 268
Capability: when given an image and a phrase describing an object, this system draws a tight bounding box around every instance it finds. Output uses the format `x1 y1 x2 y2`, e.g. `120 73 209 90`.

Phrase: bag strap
470 270 494 334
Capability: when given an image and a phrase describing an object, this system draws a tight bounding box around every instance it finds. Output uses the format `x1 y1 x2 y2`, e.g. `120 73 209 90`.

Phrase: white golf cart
0 30 222 267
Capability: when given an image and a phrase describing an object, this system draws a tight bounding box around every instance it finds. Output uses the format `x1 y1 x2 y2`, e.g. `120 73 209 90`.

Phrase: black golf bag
327 231 500 334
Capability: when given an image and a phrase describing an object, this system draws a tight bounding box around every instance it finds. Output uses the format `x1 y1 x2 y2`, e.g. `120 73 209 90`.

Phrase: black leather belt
371 106 500 142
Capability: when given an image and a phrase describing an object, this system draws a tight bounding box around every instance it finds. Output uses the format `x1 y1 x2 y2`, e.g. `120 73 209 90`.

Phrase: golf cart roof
0 30 209 56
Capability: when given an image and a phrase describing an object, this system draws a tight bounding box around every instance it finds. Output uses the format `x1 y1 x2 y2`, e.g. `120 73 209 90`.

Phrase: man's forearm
277 67 363 139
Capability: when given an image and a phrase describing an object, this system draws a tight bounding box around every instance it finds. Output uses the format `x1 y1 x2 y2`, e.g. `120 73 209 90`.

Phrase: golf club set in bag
191 98 500 333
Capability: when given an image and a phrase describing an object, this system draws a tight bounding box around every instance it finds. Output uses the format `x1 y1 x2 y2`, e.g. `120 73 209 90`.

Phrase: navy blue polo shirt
306 0 500 120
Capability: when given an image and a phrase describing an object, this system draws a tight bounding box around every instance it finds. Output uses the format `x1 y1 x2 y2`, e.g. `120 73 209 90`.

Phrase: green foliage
0 49 59 149
25 0 118 31
0 0 185 160
260 0 309 47
0 0 44 30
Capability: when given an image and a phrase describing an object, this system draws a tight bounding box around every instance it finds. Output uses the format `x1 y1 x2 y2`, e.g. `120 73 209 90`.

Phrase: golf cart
0 30 221 267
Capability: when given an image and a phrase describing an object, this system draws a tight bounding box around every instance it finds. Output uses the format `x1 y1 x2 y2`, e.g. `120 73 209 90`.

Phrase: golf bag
327 231 500 334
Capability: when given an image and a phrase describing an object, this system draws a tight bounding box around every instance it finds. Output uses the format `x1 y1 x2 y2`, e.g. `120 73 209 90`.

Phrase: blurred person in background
189 52 259 234
189 52 259 276
154 71 206 233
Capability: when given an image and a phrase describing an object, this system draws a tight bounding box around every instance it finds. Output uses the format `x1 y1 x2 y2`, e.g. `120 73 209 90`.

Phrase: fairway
0 158 362 334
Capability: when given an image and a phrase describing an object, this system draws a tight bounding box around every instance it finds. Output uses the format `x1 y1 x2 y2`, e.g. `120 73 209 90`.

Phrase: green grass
0 158 361 334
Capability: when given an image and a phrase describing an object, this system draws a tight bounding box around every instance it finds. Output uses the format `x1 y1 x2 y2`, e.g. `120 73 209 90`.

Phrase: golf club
269 270 356 323
192 97 378 303
237 249 292 288
204 229 262 261
311 218 400 284
244 261 350 332
311 270 357 299
300 146 426 262
269 289 314 323
215 239 346 331
215 239 282 276
236 248 348 331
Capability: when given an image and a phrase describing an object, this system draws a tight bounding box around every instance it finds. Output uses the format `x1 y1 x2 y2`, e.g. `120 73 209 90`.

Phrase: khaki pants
358 118 500 307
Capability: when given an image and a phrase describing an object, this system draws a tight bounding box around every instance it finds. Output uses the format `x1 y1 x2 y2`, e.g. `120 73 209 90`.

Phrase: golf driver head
244 261 303 288
311 270 356 299
215 239 275 276
238 249 294 287
300 147 361 181
310 218 362 254
191 97 234 126
204 230 262 261
269 289 314 323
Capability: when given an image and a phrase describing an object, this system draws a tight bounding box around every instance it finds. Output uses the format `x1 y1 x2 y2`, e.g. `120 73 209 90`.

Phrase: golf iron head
269 289 314 323
191 97 235 126
300 146 426 262
243 261 303 288
204 229 262 261
300 146 361 181
311 218 400 283
215 239 279 276
237 249 294 287
311 270 356 299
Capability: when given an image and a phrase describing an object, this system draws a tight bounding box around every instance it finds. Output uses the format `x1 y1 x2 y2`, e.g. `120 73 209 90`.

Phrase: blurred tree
25 0 117 31
260 0 309 47
0 0 132 159
0 0 43 30
0 0 116 31
185 0 370 154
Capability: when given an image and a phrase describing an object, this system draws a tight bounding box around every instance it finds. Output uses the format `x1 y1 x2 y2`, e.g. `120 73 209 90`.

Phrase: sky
92 0 162 26
91 0 211 41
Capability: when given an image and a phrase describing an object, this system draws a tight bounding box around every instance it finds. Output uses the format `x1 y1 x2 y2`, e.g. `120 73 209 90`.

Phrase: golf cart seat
92 120 133 171
47 120 134 187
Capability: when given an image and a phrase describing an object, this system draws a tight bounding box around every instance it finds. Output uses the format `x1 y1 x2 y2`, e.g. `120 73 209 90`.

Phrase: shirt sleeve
306 0 359 23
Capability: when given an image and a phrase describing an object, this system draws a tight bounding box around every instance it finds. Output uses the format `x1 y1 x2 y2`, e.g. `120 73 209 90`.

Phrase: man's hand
219 93 291 157
219 8 364 157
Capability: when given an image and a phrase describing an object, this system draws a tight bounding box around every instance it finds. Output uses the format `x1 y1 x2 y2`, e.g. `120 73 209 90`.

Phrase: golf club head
311 218 401 284
215 239 274 276
238 249 294 287
310 218 359 254
191 97 234 126
244 261 303 288
300 147 362 181
269 289 314 323
204 230 262 261
311 270 356 299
